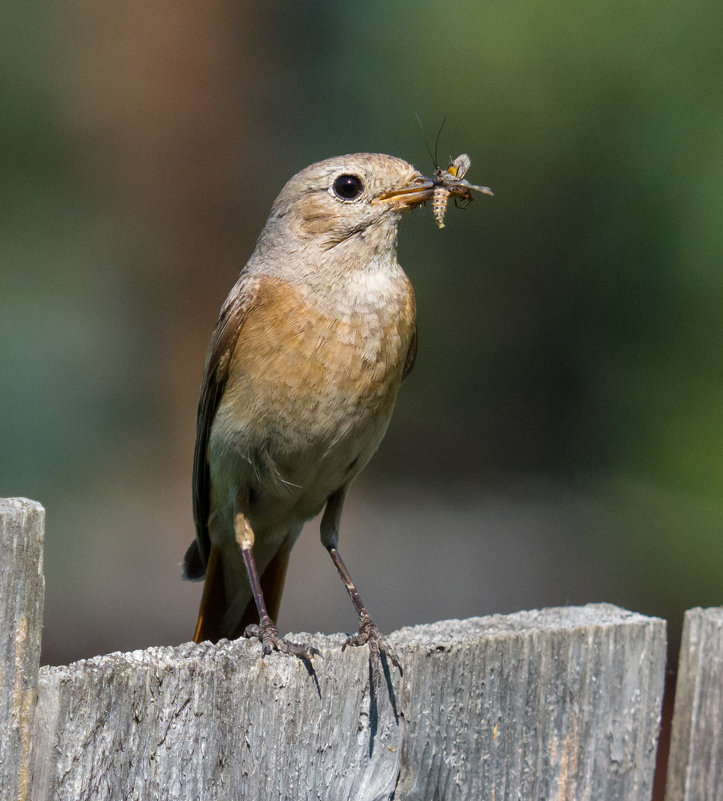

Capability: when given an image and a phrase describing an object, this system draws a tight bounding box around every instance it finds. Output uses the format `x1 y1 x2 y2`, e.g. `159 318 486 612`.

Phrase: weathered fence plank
30 604 665 801
666 606 723 801
0 498 673 800
0 498 45 801
395 607 665 801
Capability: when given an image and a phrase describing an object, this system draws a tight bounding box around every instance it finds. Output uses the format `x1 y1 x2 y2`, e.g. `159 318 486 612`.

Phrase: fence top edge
0 497 46 515
683 605 723 620
40 603 665 679
392 602 665 644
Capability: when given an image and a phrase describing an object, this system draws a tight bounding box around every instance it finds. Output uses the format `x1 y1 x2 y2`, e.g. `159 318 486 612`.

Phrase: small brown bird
183 153 439 666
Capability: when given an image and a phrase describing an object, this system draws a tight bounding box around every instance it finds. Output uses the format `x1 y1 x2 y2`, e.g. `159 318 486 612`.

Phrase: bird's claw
343 614 403 677
244 617 320 661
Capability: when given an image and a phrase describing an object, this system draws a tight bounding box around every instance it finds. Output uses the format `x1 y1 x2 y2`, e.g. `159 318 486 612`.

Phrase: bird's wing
402 323 417 381
191 278 257 573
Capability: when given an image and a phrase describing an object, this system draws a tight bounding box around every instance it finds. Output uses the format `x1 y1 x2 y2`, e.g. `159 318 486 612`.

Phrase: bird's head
258 154 434 259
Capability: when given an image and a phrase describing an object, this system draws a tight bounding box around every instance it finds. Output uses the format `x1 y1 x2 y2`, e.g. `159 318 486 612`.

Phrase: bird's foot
343 614 403 677
244 616 320 661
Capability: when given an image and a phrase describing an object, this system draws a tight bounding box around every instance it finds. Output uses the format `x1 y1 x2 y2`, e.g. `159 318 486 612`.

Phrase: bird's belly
209 383 394 535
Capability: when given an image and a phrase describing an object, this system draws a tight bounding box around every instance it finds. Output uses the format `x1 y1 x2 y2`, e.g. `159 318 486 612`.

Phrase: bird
183 153 438 668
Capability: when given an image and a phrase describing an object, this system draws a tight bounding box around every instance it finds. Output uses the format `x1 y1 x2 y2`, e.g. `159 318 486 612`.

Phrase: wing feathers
191 280 256 573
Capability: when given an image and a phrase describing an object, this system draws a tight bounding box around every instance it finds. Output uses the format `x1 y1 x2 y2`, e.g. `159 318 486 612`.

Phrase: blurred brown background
2 1 721 668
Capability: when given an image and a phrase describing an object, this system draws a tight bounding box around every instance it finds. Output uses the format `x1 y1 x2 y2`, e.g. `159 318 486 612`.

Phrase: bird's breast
211 269 415 507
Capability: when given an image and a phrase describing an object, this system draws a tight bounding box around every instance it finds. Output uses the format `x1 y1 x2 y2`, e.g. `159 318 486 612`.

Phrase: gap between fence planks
0 497 718 801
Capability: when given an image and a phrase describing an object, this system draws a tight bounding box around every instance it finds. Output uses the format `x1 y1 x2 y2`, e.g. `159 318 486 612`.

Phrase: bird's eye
332 174 364 201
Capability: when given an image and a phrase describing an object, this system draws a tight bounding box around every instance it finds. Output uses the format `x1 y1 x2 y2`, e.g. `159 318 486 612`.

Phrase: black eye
332 174 364 201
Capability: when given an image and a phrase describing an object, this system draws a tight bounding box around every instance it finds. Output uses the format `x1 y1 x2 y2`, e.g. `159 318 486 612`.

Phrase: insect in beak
431 154 493 228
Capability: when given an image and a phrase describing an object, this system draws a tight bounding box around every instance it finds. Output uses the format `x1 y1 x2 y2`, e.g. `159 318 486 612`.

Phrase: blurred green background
2 1 721 667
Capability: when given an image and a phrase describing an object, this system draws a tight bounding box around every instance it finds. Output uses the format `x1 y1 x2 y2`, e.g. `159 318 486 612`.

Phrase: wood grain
31 604 665 801
0 498 45 801
666 606 723 801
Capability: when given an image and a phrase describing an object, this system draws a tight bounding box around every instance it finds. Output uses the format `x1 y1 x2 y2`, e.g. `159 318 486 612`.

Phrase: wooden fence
1 497 721 801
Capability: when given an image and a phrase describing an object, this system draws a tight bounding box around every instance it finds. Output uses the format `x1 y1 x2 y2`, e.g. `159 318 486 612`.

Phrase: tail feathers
192 543 291 644
192 544 250 643
182 539 206 582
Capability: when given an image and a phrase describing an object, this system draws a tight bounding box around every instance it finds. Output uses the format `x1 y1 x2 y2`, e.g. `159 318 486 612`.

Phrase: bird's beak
375 176 435 207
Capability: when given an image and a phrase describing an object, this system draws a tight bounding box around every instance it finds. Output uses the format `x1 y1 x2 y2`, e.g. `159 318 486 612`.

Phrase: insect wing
450 153 471 180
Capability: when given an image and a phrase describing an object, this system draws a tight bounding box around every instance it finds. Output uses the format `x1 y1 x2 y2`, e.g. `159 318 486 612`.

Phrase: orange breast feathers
217 274 416 439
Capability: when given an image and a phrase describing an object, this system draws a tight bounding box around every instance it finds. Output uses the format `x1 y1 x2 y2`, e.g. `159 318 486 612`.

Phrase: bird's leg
235 512 319 660
321 489 403 676
327 545 403 677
